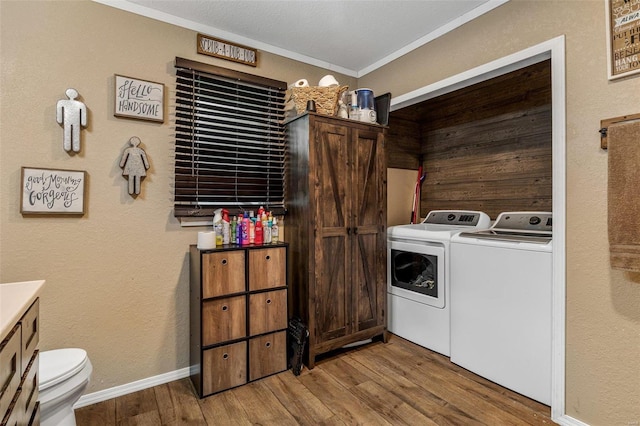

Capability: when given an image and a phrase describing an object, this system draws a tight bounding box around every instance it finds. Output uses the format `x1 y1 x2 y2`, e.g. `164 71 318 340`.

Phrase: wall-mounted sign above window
197 33 258 67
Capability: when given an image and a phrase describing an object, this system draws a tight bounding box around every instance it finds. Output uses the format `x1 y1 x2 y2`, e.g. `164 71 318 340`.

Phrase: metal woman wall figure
119 136 149 196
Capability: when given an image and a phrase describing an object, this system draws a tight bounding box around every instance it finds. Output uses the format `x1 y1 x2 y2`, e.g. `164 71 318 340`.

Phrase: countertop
0 280 45 341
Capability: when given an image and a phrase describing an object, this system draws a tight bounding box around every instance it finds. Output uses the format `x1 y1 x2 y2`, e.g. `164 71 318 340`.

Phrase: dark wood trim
174 207 287 218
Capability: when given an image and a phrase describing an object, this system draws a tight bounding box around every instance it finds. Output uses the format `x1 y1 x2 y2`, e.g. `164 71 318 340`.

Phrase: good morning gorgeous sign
20 167 86 215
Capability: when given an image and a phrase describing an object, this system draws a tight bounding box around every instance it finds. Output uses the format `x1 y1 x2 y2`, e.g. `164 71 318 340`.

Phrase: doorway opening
387 36 567 421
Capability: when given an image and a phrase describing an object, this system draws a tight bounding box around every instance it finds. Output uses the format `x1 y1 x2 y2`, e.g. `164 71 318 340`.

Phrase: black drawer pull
223 353 229 360
266 299 272 304
265 342 271 348
265 255 271 260
221 259 227 265
2 354 17 394
222 305 228 311
25 318 37 349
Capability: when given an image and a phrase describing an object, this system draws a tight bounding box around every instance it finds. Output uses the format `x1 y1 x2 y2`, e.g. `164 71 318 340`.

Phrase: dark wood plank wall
385 117 421 170
386 59 552 219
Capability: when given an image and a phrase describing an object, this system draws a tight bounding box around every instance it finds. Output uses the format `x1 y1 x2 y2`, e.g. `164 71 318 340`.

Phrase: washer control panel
424 210 491 228
492 212 553 233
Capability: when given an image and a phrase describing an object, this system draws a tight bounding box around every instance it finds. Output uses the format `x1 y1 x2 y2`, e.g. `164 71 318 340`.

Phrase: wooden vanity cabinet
190 243 288 397
1 298 40 426
285 113 388 369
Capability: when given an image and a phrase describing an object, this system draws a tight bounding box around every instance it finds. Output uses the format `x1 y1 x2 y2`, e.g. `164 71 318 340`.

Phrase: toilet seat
40 348 89 391
39 348 92 426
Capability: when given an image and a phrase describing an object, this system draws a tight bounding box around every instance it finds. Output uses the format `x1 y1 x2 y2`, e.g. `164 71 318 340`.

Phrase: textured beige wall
0 0 354 393
2 0 639 424
387 169 417 226
362 1 640 425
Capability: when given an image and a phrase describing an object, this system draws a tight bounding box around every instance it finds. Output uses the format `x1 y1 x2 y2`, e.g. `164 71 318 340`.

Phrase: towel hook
599 113 640 150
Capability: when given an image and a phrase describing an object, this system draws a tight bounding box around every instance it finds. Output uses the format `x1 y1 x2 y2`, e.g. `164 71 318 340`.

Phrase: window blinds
173 58 287 217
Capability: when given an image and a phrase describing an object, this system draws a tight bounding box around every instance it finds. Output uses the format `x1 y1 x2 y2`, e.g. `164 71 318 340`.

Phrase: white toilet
39 348 93 426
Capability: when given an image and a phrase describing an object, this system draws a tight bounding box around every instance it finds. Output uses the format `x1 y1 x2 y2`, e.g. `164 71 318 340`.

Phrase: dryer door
387 240 445 308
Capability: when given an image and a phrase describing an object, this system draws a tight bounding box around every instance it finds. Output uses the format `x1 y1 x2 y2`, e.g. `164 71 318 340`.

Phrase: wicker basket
291 85 348 116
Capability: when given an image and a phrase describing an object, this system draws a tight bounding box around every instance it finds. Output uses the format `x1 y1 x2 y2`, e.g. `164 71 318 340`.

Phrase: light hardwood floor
75 334 556 425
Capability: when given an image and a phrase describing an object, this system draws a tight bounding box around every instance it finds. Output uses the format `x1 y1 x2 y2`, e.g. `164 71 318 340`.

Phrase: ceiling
95 0 507 77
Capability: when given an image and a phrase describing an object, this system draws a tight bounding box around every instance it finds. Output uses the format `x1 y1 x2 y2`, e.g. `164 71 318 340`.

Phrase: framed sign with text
197 33 258 67
20 167 86 215
114 74 164 122
606 0 640 79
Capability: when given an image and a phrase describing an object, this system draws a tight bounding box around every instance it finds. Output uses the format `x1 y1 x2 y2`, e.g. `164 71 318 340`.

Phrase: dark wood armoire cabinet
285 112 388 369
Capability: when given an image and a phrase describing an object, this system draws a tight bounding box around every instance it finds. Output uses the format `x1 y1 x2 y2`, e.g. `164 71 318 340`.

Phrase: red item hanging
410 166 423 224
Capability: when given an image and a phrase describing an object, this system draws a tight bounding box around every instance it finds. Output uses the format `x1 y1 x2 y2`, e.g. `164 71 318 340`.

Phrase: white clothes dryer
387 210 490 356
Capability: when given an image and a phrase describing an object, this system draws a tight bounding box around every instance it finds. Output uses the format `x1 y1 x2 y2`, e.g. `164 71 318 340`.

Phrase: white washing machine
387 210 491 356
450 211 553 405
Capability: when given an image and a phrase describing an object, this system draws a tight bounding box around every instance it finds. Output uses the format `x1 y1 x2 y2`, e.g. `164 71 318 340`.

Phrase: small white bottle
264 213 272 244
271 217 279 243
349 91 360 121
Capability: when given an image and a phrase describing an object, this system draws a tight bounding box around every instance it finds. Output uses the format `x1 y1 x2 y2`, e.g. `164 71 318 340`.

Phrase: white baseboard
73 367 191 409
556 414 590 426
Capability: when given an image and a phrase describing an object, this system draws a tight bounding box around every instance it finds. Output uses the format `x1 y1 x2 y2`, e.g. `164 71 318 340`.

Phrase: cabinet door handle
265 342 271 348
221 259 228 265
2 354 17 391
347 227 352 235
353 227 358 235
222 305 228 311
266 299 272 305
223 353 229 360
265 255 271 261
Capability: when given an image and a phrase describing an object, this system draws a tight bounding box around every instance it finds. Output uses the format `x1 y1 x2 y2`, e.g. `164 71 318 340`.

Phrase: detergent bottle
230 215 237 243
255 216 263 245
241 212 250 245
213 208 223 246
249 211 256 244
222 209 230 245
271 216 279 243
264 212 272 244
236 215 243 245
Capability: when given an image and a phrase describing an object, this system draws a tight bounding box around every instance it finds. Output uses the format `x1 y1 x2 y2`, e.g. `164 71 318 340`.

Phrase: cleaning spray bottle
213 208 223 246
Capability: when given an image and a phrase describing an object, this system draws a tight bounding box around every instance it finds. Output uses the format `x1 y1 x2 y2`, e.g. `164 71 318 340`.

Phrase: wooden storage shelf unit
189 243 288 397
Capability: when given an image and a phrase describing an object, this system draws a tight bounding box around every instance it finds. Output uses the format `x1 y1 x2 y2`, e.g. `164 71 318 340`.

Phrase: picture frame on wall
606 0 640 80
114 74 165 122
20 167 87 215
